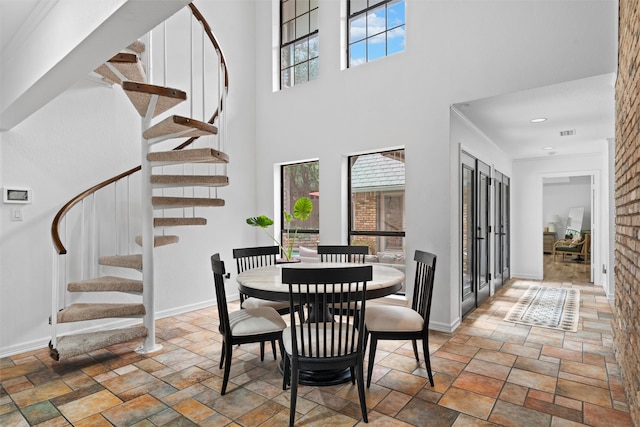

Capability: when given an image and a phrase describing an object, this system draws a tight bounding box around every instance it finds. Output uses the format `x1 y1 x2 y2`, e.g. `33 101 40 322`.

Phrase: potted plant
246 196 313 261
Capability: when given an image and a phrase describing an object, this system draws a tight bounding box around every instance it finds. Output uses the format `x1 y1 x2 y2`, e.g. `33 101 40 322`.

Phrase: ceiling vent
560 129 576 137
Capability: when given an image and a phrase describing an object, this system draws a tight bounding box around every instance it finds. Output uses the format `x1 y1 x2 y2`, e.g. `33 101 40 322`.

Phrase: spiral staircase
49 4 228 360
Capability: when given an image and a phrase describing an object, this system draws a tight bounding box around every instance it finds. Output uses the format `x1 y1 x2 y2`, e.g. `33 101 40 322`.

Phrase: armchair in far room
552 232 590 264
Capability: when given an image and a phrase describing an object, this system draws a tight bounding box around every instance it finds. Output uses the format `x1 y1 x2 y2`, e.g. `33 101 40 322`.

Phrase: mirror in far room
565 206 584 238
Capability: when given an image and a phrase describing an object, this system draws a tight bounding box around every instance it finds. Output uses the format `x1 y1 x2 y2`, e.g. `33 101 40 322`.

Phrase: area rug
504 285 580 332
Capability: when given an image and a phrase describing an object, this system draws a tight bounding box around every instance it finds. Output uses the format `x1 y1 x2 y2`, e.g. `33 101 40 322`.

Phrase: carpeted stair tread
147 148 229 165
99 254 142 270
94 52 145 84
154 217 207 227
122 82 186 117
67 276 142 293
150 175 229 187
152 196 225 208
134 235 180 247
127 40 145 54
143 115 217 140
49 326 147 361
57 303 146 323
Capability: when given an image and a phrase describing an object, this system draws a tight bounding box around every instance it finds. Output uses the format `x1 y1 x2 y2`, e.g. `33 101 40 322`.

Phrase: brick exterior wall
613 1 640 424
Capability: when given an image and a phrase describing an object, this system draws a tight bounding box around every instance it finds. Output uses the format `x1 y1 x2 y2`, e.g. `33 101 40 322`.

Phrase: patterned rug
504 285 580 332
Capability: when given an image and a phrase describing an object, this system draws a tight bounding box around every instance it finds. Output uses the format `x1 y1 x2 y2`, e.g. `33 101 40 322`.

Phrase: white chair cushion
365 306 423 332
228 307 286 336
283 324 359 356
242 297 289 311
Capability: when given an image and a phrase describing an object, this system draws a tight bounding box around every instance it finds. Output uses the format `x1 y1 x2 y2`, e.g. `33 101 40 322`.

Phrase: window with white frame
348 0 405 67
281 0 319 88
281 161 320 254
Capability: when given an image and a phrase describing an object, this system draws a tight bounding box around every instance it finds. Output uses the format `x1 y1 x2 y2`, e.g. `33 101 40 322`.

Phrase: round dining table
236 261 405 385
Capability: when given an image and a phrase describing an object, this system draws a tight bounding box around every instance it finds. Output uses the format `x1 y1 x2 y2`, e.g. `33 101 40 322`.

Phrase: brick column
613 1 640 424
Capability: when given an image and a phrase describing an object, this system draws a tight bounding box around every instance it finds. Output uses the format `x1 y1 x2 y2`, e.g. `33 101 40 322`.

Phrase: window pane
310 8 319 33
350 0 367 14
281 44 294 68
296 0 309 16
367 5 386 37
309 34 319 59
367 33 386 61
294 62 308 84
349 14 366 43
294 39 308 64
295 14 309 39
282 162 320 231
310 0 319 10
282 0 295 22
309 57 319 81
387 0 405 29
387 25 404 55
282 21 295 44
281 68 292 88
349 40 366 67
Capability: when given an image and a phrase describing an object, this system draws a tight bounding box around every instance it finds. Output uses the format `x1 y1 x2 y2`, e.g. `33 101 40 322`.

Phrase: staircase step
127 40 145 54
152 196 225 208
154 217 207 227
68 276 143 294
143 115 217 141
134 235 180 247
122 82 186 118
148 148 229 165
150 175 229 188
50 325 147 361
99 254 142 270
94 52 145 84
57 303 145 323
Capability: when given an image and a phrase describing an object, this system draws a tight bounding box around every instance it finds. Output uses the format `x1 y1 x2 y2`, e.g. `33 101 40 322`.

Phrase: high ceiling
453 73 616 160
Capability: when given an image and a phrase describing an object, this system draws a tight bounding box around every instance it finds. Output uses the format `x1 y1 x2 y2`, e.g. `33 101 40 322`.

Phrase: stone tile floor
0 279 634 426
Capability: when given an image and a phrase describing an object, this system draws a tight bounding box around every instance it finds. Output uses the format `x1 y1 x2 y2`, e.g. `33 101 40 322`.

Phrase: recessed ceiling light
543 146 555 150
530 118 547 123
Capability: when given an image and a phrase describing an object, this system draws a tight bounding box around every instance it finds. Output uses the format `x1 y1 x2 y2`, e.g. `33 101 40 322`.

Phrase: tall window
281 161 320 253
348 149 405 289
281 0 319 88
348 0 405 67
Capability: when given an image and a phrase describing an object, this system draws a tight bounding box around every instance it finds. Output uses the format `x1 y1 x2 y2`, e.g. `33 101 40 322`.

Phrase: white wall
0 0 258 356
511 151 608 283
254 0 616 331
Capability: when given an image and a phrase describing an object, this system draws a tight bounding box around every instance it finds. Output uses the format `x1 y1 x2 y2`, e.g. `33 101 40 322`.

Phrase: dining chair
364 249 437 387
281 265 372 426
211 253 286 395
317 244 368 263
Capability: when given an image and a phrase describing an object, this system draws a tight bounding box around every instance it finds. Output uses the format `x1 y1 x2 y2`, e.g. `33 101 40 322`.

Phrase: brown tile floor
0 278 633 426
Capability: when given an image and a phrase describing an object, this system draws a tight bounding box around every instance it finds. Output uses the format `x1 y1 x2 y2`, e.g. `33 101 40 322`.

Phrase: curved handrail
51 3 229 255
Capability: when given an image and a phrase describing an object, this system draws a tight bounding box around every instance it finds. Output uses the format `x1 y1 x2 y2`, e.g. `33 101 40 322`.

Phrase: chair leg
356 359 368 423
259 342 265 361
271 339 277 360
412 339 419 362
282 353 291 390
289 360 299 427
219 342 226 369
422 338 434 386
367 335 378 388
221 341 233 395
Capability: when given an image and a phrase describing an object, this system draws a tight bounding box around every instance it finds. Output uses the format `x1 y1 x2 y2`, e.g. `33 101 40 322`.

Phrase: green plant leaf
246 215 274 228
283 211 293 223
293 197 313 220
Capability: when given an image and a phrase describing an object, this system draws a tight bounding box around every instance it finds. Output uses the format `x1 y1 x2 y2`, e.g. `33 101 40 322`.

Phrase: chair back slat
233 246 279 274
318 245 368 263
411 250 437 326
211 253 230 337
282 266 371 359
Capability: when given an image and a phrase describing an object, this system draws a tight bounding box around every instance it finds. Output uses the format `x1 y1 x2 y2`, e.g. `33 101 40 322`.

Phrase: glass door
461 152 477 317
477 160 491 306
494 170 510 289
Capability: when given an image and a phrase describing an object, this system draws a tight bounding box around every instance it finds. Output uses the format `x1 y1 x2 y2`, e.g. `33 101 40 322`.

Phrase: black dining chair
318 245 368 318
233 246 291 359
211 253 286 395
281 265 372 426
364 249 437 387
317 244 368 263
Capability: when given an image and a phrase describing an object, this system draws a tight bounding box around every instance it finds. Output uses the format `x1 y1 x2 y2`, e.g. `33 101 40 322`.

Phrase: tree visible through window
281 161 320 253
348 149 406 291
348 0 405 67
281 0 319 88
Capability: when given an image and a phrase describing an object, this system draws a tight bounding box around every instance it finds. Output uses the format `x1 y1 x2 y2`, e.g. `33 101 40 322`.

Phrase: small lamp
547 215 561 233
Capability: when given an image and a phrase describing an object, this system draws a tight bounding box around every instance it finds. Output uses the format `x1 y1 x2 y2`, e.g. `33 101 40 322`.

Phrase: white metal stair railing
49 3 229 361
